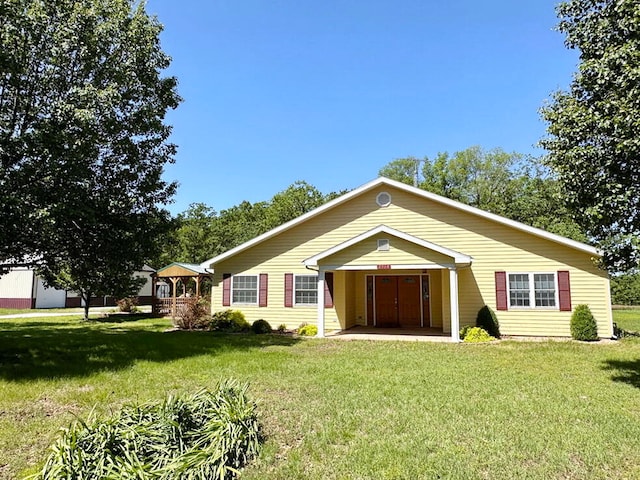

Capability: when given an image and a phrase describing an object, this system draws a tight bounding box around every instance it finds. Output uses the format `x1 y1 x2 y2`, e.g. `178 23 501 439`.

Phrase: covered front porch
303 225 473 342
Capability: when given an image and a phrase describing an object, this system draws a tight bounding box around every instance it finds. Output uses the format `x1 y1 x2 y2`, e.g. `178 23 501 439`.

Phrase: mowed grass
1 312 640 479
613 306 640 333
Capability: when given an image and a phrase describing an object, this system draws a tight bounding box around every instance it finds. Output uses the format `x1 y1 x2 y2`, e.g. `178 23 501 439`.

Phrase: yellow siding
321 232 453 267
209 185 612 337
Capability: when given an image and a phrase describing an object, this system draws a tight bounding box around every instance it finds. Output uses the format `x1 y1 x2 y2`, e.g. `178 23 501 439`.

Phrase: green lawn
1 313 640 479
613 307 640 333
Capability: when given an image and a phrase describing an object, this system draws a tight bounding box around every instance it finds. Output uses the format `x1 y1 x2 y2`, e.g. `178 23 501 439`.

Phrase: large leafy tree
159 182 343 266
0 0 180 318
540 0 640 271
379 147 585 242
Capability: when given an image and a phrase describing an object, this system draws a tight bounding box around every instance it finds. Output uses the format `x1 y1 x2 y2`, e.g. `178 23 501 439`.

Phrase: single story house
200 177 613 341
0 265 156 309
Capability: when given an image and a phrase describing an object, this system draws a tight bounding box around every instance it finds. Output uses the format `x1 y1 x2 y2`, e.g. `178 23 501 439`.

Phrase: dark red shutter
284 273 293 307
222 274 231 307
259 274 268 307
495 271 507 311
324 272 334 308
558 270 571 311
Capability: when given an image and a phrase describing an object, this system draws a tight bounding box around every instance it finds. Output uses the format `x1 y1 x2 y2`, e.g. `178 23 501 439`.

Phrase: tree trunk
81 291 92 321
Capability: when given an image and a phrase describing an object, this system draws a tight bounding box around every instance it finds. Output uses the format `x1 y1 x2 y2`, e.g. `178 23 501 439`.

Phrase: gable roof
303 224 473 267
156 262 210 277
200 177 599 268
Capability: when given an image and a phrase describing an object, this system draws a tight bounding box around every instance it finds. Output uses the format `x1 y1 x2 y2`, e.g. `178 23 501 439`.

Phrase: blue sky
146 0 578 216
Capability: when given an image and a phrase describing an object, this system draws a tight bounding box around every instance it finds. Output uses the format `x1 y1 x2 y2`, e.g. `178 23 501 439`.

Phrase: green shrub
570 304 598 341
476 305 500 338
174 297 210 330
462 327 496 343
35 381 262 480
459 325 472 340
211 309 250 332
276 324 288 333
297 324 318 336
116 297 139 313
251 319 272 334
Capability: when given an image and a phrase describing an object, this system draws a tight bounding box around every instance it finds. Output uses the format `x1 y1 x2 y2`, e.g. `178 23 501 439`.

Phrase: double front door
372 275 430 328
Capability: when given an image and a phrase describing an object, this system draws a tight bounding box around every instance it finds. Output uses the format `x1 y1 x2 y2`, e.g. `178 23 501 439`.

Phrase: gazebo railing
153 297 191 316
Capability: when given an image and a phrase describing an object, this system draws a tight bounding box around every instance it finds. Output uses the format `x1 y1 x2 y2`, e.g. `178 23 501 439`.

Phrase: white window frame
506 272 559 310
294 274 318 306
231 274 259 305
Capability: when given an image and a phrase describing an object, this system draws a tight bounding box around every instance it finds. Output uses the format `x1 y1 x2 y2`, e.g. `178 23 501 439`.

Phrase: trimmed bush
297 324 318 336
570 304 598 341
276 324 288 333
211 309 251 332
36 381 262 480
116 297 139 313
463 327 496 343
476 305 500 338
251 319 272 334
174 297 210 330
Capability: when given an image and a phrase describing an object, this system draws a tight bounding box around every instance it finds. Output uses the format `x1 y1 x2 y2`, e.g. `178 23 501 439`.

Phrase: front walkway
326 325 453 342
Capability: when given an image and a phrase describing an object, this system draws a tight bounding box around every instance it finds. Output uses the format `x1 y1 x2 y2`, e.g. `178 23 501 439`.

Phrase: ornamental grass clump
570 304 599 341
34 380 262 480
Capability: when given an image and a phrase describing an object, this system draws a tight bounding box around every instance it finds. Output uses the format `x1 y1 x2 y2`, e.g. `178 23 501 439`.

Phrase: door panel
375 276 398 327
398 276 421 327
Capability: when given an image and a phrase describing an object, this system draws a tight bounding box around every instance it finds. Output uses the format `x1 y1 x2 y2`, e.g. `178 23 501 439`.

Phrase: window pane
509 274 530 306
534 274 556 307
295 275 317 305
232 275 258 304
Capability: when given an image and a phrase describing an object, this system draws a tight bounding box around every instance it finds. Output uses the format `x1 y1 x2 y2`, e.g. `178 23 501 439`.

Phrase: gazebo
152 262 212 317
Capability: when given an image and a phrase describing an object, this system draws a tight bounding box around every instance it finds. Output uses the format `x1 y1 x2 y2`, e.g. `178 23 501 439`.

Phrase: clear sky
146 0 578 216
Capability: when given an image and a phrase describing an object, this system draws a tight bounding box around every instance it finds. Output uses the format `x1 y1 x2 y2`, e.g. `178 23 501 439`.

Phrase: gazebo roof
155 262 210 278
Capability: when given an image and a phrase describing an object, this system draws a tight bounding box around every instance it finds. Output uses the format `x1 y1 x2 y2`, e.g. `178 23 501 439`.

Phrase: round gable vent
376 191 391 207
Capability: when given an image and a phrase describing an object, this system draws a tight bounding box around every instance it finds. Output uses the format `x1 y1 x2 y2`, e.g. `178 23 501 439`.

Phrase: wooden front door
398 276 421 327
374 275 423 327
375 276 398 327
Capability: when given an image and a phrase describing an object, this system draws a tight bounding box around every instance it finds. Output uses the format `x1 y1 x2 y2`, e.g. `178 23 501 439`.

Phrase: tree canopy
159 181 342 266
540 0 640 271
0 0 180 318
379 147 586 242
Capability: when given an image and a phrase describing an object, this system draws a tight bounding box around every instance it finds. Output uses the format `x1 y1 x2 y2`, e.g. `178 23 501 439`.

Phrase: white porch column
449 267 460 342
317 269 325 338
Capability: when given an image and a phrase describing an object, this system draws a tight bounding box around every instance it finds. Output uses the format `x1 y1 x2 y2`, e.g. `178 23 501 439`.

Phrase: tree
610 272 640 306
263 181 327 230
379 157 423 186
0 0 180 318
540 0 640 271
421 146 520 215
378 147 585 241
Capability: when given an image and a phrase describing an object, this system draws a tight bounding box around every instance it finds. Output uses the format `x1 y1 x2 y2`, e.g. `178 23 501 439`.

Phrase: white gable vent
377 239 390 251
376 191 391 207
